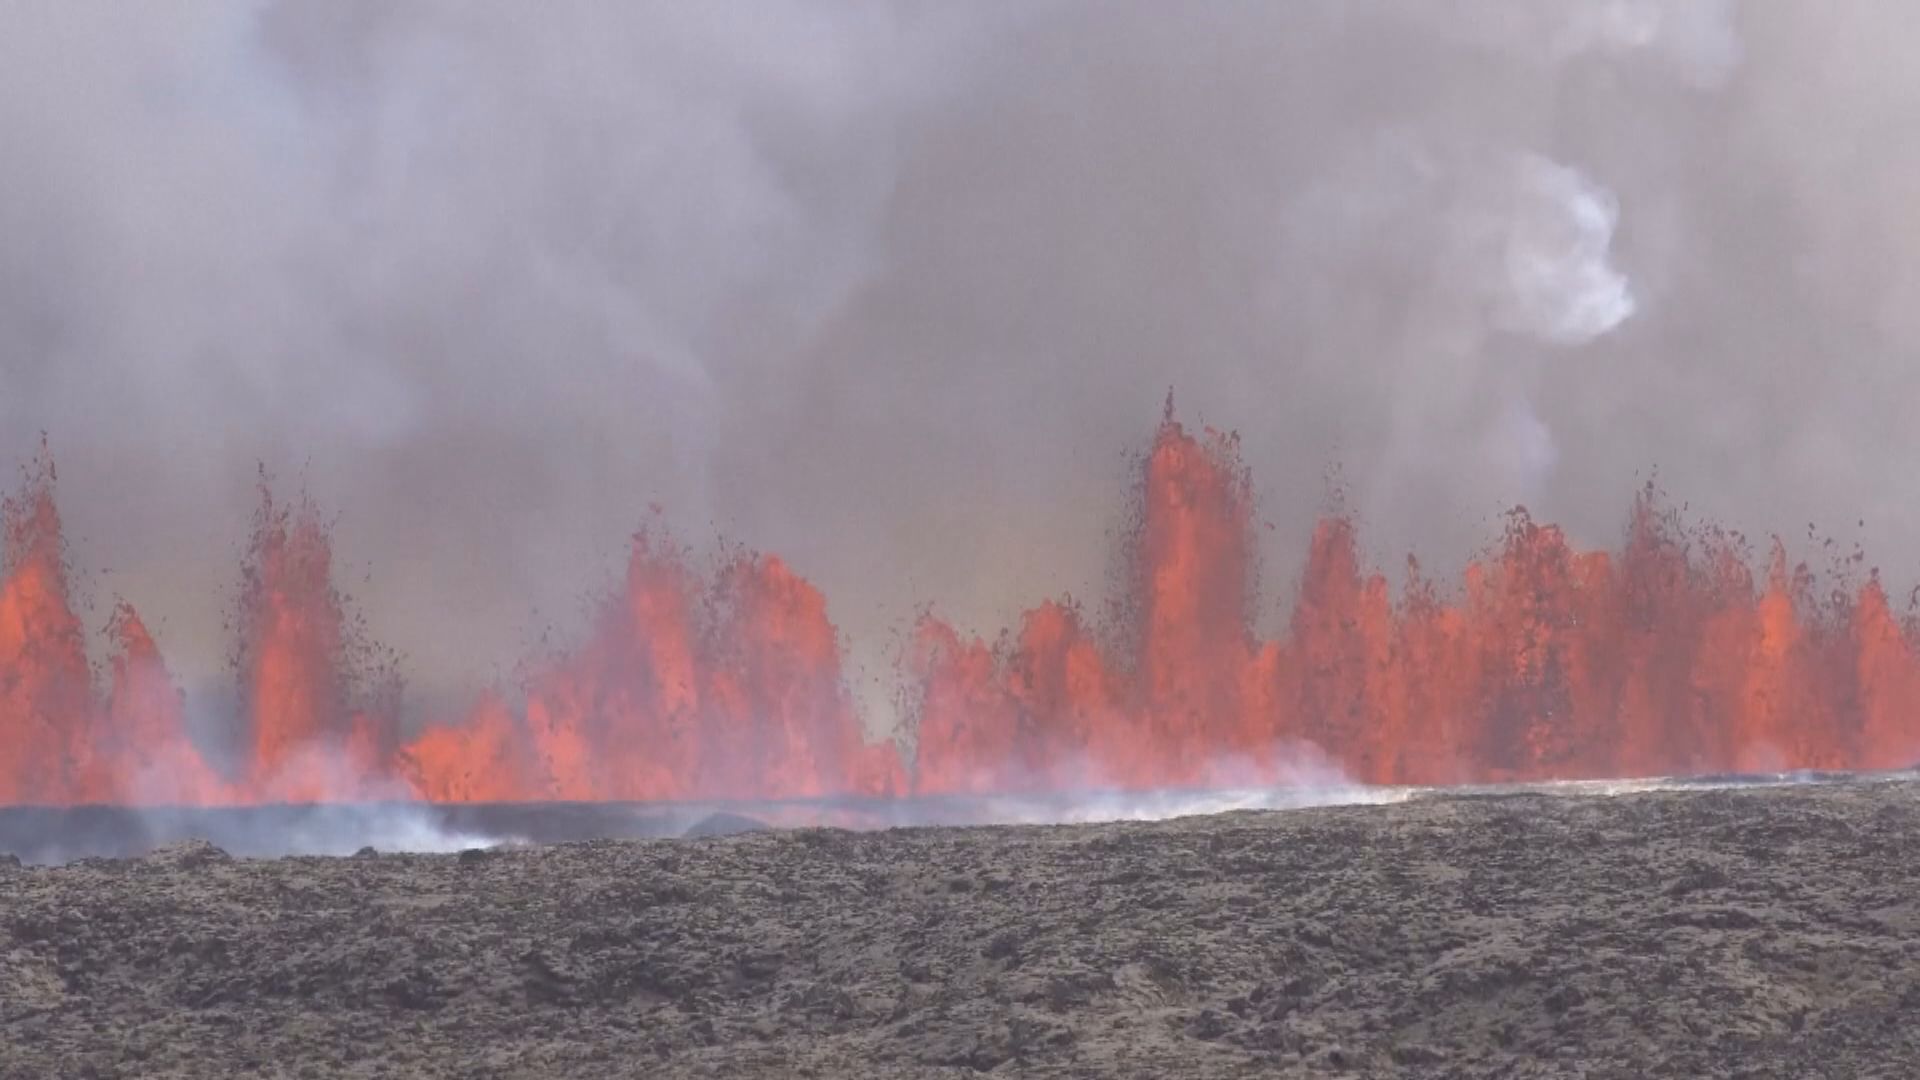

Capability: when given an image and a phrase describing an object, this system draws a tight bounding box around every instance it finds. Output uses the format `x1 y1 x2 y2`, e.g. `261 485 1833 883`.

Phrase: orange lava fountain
3 401 1918 808
0 449 98 805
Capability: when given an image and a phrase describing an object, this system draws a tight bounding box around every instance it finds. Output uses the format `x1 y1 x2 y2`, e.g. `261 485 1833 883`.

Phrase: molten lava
2 401 1918 808
96 604 231 805
405 531 904 804
0 450 97 805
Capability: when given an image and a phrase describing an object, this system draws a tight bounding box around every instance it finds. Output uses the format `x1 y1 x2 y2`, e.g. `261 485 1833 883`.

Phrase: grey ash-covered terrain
4 780 1919 1078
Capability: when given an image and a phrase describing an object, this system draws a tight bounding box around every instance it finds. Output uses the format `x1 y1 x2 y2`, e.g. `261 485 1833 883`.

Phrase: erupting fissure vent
1 405 1916 808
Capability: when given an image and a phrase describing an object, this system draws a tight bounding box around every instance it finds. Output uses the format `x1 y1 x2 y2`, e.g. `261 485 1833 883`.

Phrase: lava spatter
6 402 1920 808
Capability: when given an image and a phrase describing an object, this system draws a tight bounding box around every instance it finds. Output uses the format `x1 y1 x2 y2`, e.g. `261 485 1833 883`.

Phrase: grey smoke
1496 154 1634 347
3 2 1915 742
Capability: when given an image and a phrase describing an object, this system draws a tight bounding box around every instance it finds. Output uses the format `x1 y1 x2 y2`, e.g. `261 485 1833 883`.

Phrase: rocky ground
4 780 1919 1078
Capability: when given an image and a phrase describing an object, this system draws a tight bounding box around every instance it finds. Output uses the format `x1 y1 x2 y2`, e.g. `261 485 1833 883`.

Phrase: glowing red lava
2 404 1916 807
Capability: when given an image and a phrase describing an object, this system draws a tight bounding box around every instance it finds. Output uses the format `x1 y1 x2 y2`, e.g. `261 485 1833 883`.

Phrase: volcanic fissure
3 404 1916 809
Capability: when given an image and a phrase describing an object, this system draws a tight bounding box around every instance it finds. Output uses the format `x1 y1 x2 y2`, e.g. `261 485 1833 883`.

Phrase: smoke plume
4 2 1919 752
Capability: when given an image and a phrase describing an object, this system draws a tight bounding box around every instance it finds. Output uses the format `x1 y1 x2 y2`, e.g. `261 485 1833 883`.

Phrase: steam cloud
4 1 1916 748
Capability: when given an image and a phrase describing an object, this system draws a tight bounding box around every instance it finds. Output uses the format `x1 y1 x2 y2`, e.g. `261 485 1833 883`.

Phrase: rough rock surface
3 781 1918 1078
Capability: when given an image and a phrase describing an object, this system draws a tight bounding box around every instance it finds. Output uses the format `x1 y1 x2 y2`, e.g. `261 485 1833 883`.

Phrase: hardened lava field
5 778 1919 1079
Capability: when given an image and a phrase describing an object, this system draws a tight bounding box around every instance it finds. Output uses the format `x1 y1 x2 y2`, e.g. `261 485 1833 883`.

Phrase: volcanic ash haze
6 2 1920 803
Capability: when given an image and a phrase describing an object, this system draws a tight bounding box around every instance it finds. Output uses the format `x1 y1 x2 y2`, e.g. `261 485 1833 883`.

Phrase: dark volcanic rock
142 838 232 869
4 780 1920 1078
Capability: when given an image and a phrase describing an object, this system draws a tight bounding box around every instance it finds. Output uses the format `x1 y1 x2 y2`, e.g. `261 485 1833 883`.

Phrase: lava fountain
2 401 1918 809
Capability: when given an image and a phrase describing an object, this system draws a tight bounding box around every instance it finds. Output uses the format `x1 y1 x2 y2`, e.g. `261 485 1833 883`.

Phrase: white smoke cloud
1292 142 1636 518
895 741 1402 827
22 0 1920 767
1481 154 1633 498
187 741 508 856
1554 0 1743 87
1413 0 1742 88
1496 155 1636 347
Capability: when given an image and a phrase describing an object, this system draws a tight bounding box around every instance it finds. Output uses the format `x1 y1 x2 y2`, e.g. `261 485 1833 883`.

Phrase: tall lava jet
234 478 405 803
1 399 1918 808
0 449 97 805
403 529 905 804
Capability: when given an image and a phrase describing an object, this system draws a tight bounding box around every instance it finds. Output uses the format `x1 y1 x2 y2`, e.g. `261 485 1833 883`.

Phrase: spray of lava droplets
2 401 1918 808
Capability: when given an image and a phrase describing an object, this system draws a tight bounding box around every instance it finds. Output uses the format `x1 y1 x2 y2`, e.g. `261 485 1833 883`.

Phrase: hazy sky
5 1 1919 731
